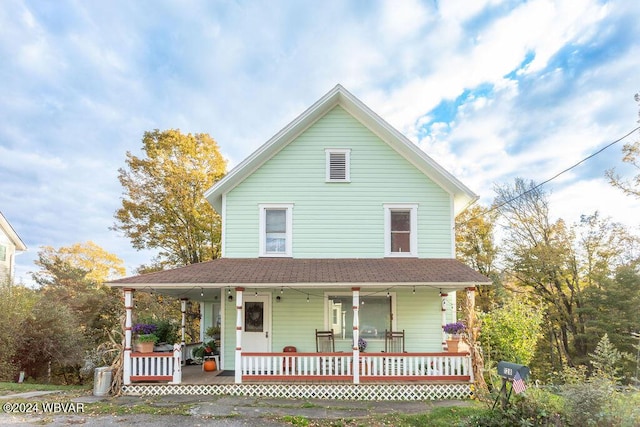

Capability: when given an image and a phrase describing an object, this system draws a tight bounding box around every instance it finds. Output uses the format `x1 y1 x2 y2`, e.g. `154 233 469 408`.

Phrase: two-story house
109 85 490 399
0 211 26 281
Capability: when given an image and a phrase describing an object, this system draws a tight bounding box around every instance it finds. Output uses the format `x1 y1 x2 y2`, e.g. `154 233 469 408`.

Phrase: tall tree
494 178 584 367
494 179 640 371
32 242 126 345
455 204 501 311
606 92 640 199
0 279 37 381
113 129 227 267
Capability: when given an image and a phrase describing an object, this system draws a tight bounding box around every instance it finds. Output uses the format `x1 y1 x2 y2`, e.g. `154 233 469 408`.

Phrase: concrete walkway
1 390 474 426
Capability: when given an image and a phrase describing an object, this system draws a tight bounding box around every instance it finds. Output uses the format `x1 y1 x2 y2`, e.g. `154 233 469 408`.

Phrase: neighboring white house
0 211 27 281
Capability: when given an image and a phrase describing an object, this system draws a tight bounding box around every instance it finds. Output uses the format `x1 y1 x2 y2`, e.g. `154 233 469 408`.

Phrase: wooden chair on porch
384 330 406 374
315 329 335 352
384 329 406 352
315 329 336 374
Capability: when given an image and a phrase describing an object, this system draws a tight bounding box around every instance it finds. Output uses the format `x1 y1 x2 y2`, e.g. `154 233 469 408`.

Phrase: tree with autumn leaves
456 178 640 386
0 242 126 383
112 129 227 269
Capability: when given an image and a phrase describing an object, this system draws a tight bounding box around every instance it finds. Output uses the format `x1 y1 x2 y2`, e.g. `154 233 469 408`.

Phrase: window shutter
329 152 346 180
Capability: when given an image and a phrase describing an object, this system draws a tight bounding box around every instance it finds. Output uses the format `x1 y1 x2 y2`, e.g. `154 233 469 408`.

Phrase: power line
456 125 640 227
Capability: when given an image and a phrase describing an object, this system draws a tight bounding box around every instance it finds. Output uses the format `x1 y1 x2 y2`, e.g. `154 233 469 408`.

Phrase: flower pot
135 341 155 353
203 359 217 372
446 338 460 353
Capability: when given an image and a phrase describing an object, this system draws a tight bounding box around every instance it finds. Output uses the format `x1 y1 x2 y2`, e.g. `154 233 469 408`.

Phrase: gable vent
326 148 351 182
329 152 347 180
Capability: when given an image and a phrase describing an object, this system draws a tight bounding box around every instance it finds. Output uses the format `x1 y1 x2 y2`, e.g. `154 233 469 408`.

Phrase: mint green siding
220 288 446 370
224 106 453 258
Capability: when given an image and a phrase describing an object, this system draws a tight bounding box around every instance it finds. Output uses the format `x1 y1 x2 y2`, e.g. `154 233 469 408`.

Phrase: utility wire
456 125 640 227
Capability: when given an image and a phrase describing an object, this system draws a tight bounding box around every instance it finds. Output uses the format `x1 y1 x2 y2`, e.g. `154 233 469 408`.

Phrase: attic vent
325 149 351 182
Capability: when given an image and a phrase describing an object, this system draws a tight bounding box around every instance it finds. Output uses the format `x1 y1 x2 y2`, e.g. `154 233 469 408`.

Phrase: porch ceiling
107 258 490 299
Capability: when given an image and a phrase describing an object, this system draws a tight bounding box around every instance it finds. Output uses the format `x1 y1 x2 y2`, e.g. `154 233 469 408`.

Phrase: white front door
242 294 270 352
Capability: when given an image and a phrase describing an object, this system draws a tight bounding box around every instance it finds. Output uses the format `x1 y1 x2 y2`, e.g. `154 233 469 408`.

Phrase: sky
1 0 639 285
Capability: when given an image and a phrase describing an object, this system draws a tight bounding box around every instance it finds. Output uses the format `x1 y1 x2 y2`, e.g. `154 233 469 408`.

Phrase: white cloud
1 0 639 284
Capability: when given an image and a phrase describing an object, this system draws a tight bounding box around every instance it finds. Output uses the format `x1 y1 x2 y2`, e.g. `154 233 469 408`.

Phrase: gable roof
205 84 478 216
108 258 491 288
0 211 27 251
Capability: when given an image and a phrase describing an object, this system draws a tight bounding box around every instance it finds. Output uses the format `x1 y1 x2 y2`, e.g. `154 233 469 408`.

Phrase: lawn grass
280 404 488 427
0 382 89 395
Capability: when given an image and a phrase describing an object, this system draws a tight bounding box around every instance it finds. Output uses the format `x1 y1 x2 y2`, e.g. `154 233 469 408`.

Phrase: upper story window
259 204 293 257
0 245 6 262
325 148 351 182
384 204 418 257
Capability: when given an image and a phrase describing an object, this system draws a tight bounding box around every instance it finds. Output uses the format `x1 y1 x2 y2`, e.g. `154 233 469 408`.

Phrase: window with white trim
384 204 418 257
259 204 293 257
325 148 351 182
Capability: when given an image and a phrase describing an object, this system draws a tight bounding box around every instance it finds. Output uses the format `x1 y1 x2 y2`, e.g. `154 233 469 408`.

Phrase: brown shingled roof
108 258 490 286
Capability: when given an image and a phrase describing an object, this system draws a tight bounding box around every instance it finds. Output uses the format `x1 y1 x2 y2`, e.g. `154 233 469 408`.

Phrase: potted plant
357 337 367 352
192 340 218 371
443 322 466 352
132 323 159 353
205 325 221 340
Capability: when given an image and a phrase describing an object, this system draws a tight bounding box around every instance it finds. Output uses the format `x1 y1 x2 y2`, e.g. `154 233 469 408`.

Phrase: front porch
109 258 490 399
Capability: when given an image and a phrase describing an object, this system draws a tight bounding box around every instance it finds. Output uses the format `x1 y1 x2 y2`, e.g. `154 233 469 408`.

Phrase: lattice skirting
121 383 471 400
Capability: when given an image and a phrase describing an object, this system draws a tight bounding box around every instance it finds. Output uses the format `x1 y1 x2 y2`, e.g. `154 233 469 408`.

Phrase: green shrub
153 319 179 344
462 387 566 426
562 375 617 427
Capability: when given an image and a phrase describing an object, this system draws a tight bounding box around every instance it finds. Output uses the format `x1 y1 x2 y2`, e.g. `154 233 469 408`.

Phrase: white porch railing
241 352 472 383
127 344 182 384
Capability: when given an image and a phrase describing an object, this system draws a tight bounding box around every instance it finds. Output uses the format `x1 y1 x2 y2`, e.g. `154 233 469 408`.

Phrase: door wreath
245 302 263 331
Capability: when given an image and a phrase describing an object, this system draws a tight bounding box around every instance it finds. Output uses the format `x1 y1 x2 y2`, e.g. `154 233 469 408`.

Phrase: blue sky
1 0 639 284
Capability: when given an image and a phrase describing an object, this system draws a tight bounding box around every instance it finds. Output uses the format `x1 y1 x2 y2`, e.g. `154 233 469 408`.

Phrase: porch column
440 292 448 351
123 288 134 385
180 298 187 365
352 287 360 384
171 343 182 384
234 287 244 384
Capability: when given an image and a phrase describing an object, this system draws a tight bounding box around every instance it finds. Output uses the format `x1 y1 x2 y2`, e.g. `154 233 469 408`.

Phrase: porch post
171 343 182 384
180 298 187 365
352 287 360 384
123 288 133 385
234 287 244 384
440 291 448 351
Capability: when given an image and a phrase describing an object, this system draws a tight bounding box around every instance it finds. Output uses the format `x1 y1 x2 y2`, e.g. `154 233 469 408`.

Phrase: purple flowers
443 322 466 335
358 337 367 351
132 323 157 335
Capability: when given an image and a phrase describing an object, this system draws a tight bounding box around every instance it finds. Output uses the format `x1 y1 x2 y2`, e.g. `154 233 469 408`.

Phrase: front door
242 294 270 352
